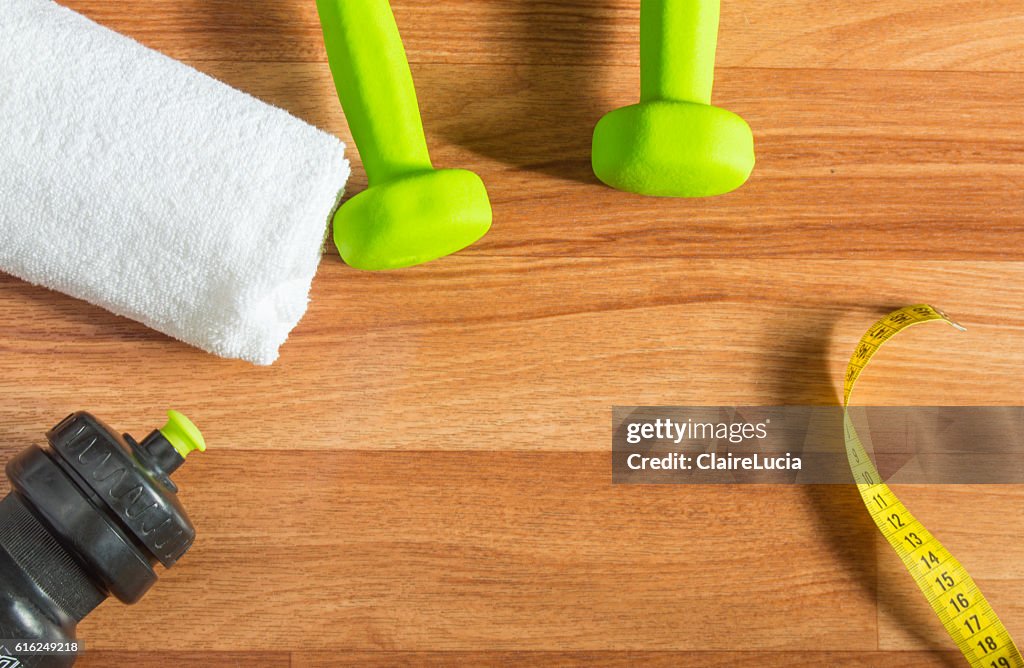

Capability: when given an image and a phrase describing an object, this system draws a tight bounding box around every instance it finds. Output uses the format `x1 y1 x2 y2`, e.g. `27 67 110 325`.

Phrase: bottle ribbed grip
0 494 104 621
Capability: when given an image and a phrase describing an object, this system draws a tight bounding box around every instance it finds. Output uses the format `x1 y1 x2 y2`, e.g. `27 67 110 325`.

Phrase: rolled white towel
0 0 350 365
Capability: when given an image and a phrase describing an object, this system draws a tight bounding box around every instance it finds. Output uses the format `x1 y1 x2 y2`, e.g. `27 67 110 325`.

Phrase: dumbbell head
592 100 755 198
333 169 492 271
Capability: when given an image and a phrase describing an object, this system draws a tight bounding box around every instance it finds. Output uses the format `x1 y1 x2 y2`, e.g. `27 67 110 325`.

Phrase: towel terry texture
0 0 350 365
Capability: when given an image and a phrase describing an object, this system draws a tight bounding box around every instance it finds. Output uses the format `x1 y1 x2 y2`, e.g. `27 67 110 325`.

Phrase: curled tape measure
844 305 1022 667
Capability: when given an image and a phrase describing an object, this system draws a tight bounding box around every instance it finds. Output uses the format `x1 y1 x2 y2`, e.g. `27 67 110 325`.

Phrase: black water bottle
0 411 205 667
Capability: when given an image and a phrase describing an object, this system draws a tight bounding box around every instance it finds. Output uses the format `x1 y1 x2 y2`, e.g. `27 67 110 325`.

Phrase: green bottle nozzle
159 410 206 461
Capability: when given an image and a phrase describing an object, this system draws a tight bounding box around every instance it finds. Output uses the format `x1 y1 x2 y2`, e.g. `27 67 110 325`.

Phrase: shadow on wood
439 1 618 185
771 307 960 663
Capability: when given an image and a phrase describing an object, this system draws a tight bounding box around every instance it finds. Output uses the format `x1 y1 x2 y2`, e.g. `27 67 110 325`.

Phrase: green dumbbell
592 0 755 197
317 0 492 270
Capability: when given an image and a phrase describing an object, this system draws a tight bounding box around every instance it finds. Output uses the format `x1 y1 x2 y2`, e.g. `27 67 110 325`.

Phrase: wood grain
182 62 1024 261
1 0 1022 666
76 653 289 668
299 651 967 667
71 452 878 652
59 0 1024 72
76 650 968 668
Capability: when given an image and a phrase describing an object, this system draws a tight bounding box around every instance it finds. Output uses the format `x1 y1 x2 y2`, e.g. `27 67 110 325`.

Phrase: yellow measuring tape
844 305 1022 667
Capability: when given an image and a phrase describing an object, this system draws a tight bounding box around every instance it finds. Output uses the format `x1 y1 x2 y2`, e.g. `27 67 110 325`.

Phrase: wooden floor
2 1 1024 666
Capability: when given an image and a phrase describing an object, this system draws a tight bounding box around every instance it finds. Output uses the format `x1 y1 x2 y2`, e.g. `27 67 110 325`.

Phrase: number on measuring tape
843 305 1022 668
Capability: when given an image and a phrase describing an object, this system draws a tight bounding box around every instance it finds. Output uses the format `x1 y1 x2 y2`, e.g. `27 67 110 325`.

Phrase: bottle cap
46 412 202 568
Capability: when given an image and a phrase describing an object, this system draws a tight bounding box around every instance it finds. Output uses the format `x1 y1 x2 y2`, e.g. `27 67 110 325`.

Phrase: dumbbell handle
317 0 434 187
641 0 721 105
